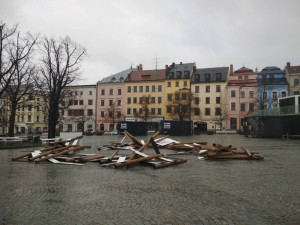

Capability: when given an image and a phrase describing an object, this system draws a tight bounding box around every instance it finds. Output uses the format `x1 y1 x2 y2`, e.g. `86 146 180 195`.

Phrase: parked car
85 128 94 135
104 129 118 135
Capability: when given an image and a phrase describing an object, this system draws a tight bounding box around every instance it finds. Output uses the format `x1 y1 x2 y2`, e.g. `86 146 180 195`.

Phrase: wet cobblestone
0 134 300 225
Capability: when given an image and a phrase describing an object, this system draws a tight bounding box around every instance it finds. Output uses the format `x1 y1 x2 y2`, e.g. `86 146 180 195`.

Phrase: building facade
226 65 258 130
191 66 229 131
285 62 300 96
257 66 289 110
124 64 166 130
96 68 133 131
61 85 96 132
164 62 196 121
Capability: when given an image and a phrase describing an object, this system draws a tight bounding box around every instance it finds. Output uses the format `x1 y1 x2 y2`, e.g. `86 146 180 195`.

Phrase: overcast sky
1 0 300 85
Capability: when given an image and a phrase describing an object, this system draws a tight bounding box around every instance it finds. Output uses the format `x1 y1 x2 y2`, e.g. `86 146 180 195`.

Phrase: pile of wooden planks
99 131 187 169
11 136 106 165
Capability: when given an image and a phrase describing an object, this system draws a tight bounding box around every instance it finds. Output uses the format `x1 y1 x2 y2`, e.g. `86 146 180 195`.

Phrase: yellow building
164 62 196 120
124 64 166 130
191 67 229 132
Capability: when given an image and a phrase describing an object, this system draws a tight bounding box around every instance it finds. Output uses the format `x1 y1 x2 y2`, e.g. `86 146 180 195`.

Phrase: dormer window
111 77 116 82
205 73 210 82
119 77 124 82
184 71 190 78
168 72 174 78
216 73 221 81
176 71 182 78
194 74 200 82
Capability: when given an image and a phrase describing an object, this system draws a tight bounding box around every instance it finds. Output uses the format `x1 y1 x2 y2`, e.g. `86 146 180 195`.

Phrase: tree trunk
48 102 59 138
8 106 17 137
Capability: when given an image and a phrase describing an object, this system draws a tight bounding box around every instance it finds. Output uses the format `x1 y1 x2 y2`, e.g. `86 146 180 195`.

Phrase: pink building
226 65 258 131
96 68 134 132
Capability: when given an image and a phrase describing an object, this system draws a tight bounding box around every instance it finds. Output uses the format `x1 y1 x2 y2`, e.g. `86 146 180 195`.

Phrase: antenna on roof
153 57 159 70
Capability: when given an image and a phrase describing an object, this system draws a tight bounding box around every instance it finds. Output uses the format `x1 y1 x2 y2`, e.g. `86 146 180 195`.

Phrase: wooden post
241 147 252 157
128 131 160 160
29 145 78 161
114 153 164 168
154 159 187 169
109 150 119 160
35 146 84 163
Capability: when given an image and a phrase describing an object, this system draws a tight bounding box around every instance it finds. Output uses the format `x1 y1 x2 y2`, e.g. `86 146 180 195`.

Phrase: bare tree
35 36 86 138
0 22 37 97
134 95 152 121
105 101 122 130
166 90 194 121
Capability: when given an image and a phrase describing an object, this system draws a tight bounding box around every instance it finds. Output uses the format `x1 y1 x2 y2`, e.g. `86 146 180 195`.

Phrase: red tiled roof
126 69 166 82
233 66 257 75
286 66 300 74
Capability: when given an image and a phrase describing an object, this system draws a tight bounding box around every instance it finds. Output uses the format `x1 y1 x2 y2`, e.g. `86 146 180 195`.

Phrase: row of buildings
1 61 299 135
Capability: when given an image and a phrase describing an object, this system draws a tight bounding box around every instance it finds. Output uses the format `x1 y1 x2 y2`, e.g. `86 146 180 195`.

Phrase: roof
125 69 166 82
260 66 285 74
99 68 135 83
165 62 195 79
233 66 256 75
286 65 300 74
191 67 229 83
258 78 289 86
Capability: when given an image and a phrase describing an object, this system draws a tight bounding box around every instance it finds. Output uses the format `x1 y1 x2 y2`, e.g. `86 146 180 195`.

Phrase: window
238 76 242 79
69 100 73 106
101 89 105 95
151 108 155 115
88 99 93 105
118 89 122 95
145 86 149 92
36 116 39 122
240 91 245 98
127 97 131 104
176 81 179 87
244 75 249 80
216 85 221 92
272 91 278 100
294 78 299 86
37 106 40 111
175 93 180 100
240 103 245 111
184 81 187 87
101 111 105 117
74 100 78 105
168 94 172 101
61 110 64 116
216 73 221 81
205 108 210 116
249 91 254 98
215 108 221 116
67 124 72 132
22 115 24 122
231 90 236 97
133 108 137 115
184 71 190 78
28 115 32 122
216 97 221 104
195 86 199 93
109 100 113 106
109 89 113 95
79 100 83 105
139 97 142 103
79 110 84 116
194 97 199 104
101 100 105 106
89 91 92 95
157 108 162 115
194 108 200 116
167 106 172 113
168 82 171 87
158 97 162 103
28 105 32 111
206 97 210 104
294 91 300 95
133 86 137 92
68 110 72 116
231 102 236 111
152 97 155 103
182 93 187 100
87 109 93 116
262 91 267 100
139 86 143 92
158 85 162 92
194 74 200 82
152 85 155 92
133 97 137 104
206 86 210 93
127 86 131 93
118 100 121 106
139 108 143 114
109 111 113 118
281 91 287 98
176 71 182 78
127 108 131 114
205 74 210 81
80 91 83 95
249 103 254 112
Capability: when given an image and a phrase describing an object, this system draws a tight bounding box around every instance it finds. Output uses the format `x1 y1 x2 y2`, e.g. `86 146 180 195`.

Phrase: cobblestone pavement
0 134 300 225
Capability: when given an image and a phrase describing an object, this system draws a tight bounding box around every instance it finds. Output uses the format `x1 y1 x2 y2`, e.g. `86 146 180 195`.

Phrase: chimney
138 64 143 71
165 65 168 70
230 64 233 75
286 62 291 68
180 62 182 65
